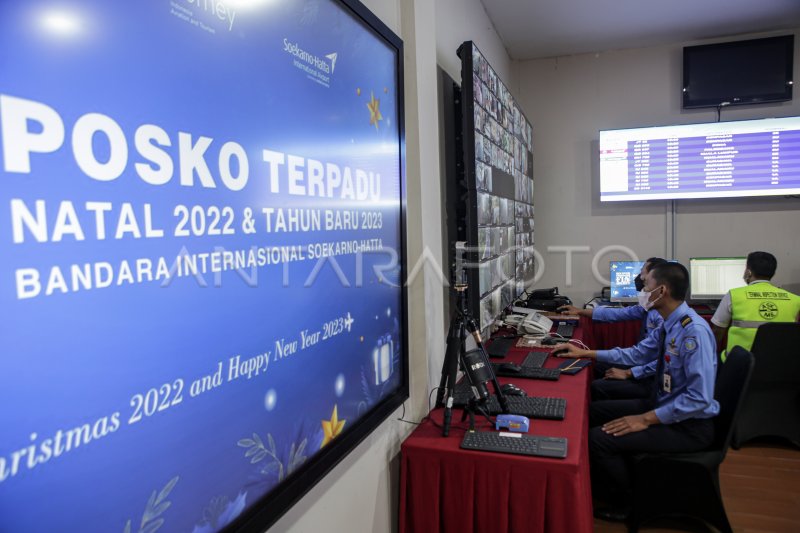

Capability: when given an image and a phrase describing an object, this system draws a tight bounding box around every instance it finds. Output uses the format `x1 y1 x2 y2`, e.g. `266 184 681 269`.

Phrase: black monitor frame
227 0 408 530
682 35 794 109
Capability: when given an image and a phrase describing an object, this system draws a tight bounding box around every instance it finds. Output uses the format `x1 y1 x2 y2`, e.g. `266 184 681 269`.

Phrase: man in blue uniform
557 262 719 520
559 257 668 399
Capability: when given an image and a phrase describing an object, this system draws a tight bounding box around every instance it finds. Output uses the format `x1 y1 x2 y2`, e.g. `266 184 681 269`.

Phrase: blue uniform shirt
653 302 719 424
632 358 658 379
595 307 664 375
593 305 649 323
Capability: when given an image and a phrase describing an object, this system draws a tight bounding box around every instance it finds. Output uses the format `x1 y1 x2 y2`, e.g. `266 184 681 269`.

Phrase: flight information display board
600 116 800 201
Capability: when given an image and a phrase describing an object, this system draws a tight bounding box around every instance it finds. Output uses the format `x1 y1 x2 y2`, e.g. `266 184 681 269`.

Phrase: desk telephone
508 307 553 335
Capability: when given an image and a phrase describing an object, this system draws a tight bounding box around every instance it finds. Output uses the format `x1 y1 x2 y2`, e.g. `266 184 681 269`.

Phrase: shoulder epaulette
680 315 693 327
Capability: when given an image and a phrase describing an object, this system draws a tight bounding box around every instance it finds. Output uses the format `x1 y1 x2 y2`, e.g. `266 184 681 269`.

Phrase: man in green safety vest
711 251 800 362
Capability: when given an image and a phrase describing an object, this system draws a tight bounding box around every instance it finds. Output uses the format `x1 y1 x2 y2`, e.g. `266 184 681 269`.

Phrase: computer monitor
610 261 645 302
690 257 747 300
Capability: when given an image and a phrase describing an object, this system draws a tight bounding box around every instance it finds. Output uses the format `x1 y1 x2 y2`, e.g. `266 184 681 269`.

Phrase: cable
396 387 441 426
716 102 729 123
546 331 588 350
429 387 440 413
511 289 531 307
568 338 590 350
423 386 494 433
583 296 601 308
396 401 423 426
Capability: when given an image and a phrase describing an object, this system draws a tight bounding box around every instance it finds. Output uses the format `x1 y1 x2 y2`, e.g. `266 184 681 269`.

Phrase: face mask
634 274 645 292
637 286 663 311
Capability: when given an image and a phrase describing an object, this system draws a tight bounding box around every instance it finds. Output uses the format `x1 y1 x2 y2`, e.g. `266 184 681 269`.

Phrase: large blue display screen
0 1 405 531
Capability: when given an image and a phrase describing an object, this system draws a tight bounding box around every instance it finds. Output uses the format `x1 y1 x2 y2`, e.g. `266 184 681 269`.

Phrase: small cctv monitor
610 261 645 303
690 257 747 300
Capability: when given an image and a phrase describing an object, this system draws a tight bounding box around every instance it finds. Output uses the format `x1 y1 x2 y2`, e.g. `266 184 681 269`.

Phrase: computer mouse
501 383 527 396
498 362 522 373
551 347 571 357
541 336 561 345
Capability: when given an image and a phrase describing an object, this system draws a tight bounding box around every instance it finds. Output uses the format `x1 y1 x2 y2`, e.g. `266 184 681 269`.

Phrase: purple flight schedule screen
599 116 800 201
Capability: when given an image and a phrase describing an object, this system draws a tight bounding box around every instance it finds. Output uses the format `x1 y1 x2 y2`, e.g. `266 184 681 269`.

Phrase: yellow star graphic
367 91 382 131
321 404 346 447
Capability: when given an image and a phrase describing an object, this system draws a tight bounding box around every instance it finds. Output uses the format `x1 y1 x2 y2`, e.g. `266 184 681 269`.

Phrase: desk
398 327 593 533
579 315 641 350
581 313 723 353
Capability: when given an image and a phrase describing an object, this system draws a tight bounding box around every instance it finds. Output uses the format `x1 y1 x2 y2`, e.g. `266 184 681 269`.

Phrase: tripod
435 282 509 436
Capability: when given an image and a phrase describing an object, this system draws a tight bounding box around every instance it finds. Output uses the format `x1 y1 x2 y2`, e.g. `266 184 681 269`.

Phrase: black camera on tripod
436 242 509 436
451 241 469 289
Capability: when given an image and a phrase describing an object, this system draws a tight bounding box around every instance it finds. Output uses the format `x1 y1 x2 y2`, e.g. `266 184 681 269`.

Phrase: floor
593 441 800 533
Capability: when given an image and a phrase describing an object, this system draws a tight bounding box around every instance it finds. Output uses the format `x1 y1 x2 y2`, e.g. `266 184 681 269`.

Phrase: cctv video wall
461 42 535 332
0 1 407 531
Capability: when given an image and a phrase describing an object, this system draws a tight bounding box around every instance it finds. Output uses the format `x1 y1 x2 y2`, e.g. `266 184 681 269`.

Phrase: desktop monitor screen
690 257 747 300
610 261 645 302
0 1 407 531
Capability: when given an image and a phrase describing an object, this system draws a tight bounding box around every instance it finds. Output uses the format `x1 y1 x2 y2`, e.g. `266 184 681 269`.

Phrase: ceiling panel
479 0 800 59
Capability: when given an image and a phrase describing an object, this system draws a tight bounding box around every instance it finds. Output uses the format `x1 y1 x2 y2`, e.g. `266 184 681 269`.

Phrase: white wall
516 29 800 306
269 0 511 531
432 0 516 389
435 0 514 92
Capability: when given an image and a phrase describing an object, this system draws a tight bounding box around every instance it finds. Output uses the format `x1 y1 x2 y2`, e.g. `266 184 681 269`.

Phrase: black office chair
626 346 755 533
733 322 800 449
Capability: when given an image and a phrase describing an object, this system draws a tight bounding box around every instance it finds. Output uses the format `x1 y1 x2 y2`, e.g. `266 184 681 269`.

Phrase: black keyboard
491 363 561 381
451 385 567 420
461 431 568 458
522 351 549 368
556 323 575 338
487 337 515 358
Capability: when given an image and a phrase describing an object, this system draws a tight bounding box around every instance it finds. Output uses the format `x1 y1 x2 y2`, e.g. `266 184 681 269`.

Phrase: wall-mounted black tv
0 1 407 532
683 35 794 109
458 42 535 334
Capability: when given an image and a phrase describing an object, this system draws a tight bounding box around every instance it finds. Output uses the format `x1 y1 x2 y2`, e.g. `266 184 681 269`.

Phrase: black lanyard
652 326 668 403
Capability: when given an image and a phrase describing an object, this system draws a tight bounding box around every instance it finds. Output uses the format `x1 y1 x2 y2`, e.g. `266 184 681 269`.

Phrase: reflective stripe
731 320 768 328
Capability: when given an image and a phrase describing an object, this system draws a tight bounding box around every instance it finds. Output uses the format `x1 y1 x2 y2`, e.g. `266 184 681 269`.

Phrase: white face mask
637 286 663 311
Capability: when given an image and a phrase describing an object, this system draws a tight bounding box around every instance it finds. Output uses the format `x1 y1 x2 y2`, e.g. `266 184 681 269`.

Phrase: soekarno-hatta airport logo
283 38 337 88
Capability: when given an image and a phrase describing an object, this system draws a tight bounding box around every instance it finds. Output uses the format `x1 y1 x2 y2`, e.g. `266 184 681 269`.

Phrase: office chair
733 322 800 449
627 346 755 533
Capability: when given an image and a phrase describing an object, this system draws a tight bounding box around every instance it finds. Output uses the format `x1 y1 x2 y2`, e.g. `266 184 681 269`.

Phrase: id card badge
662 372 672 393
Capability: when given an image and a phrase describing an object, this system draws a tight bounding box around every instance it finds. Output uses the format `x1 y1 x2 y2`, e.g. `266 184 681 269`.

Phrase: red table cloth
580 311 721 353
579 315 641 351
399 326 594 533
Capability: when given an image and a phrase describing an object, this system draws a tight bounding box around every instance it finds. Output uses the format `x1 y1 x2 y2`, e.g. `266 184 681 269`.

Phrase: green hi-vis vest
722 282 800 361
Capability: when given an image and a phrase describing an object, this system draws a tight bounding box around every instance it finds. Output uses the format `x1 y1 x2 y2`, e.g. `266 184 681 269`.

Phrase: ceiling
479 0 800 60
